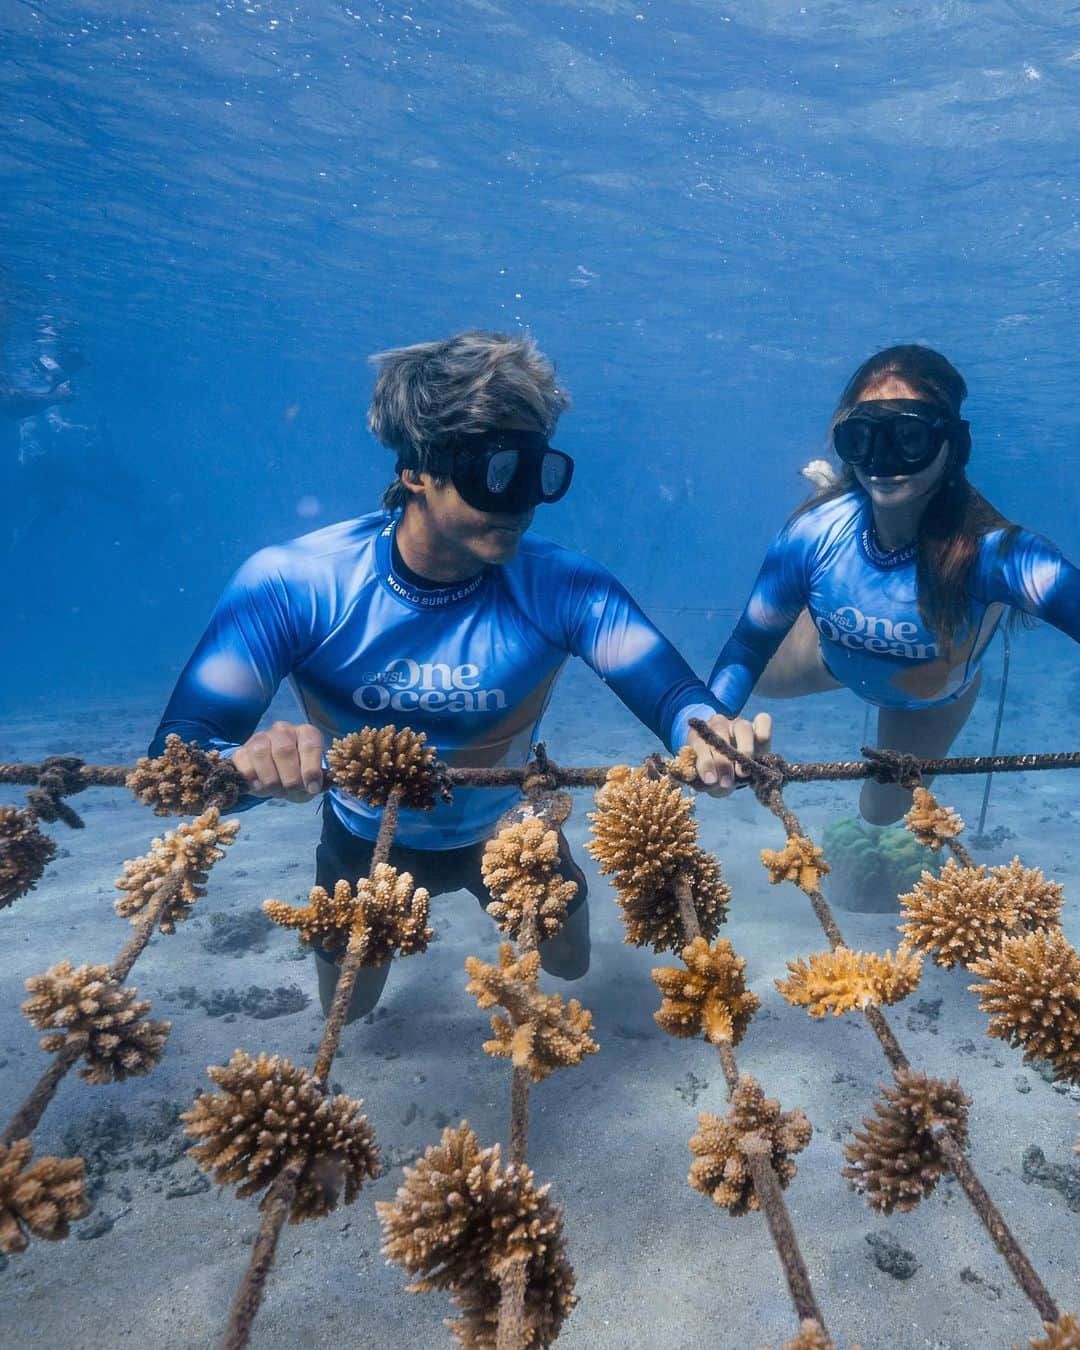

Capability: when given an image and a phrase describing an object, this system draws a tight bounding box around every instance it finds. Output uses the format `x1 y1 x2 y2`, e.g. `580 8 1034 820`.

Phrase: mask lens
540 451 572 499
891 418 934 462
833 418 874 465
485 448 519 494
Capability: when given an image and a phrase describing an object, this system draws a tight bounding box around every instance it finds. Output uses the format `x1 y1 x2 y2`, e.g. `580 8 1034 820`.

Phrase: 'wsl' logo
814 607 936 660
352 659 508 713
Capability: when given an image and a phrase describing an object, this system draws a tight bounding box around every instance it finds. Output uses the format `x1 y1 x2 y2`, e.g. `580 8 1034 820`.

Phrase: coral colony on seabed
1 730 1080 1350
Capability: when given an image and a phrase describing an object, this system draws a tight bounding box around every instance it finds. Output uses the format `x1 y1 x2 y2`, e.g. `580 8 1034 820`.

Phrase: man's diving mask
400 429 575 514
833 399 970 477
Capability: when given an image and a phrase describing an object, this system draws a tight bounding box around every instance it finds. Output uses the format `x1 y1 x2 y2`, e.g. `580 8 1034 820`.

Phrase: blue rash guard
150 512 721 848
709 490 1080 715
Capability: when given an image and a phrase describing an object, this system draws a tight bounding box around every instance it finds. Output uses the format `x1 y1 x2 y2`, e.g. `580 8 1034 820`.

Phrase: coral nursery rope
689 720 1061 1327
2 746 1079 800
221 791 403 1350
673 876 825 1332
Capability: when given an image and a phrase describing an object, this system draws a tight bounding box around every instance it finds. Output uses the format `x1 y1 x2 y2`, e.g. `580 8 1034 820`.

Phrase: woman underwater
705 344 1080 823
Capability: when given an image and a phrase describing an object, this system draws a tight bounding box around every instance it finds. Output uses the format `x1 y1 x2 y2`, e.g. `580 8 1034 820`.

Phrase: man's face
419 476 534 566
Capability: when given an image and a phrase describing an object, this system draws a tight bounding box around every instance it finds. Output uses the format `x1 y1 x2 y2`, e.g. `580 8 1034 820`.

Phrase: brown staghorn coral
182 1050 379 1222
0 1138 89 1253
900 856 1064 970
587 765 730 952
842 1068 970 1214
761 835 830 894
376 1122 576 1349
114 807 240 931
326 726 444 809
776 945 921 1018
903 787 965 851
756 1322 837 1350
651 937 761 1046
465 944 597 1084
618 848 728 953
688 1076 812 1217
125 733 242 815
587 765 696 895
0 804 57 909
22 959 170 1085
264 865 432 965
481 818 579 943
990 856 1065 932
968 929 1080 1084
1025 1315 1080 1349
663 744 700 784
264 878 360 953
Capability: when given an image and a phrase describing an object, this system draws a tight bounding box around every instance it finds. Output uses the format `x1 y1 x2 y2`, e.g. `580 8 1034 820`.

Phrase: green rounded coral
822 816 938 914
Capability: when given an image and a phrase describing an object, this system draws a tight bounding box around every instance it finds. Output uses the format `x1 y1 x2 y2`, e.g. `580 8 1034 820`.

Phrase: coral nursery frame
1 730 1079 1350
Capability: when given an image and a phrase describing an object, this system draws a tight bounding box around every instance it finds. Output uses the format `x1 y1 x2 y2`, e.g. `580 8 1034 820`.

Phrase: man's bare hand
686 712 773 797
232 721 326 802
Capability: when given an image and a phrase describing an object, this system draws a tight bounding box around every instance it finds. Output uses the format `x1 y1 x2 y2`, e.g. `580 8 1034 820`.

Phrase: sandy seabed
1 627 1078 1350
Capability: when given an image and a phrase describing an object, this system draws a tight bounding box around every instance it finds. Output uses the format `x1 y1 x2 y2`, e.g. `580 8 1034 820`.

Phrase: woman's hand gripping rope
685 712 773 797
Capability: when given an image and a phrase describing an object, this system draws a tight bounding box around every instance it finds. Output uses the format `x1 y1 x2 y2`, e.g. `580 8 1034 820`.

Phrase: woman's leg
754 609 843 698
860 672 983 824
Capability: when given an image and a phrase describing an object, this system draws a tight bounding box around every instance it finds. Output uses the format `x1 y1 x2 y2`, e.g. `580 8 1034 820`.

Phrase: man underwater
150 331 769 1019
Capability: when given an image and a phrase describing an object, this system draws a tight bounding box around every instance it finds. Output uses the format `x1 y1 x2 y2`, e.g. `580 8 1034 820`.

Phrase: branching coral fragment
113 807 240 931
900 857 1064 970
0 1138 89 1253
756 1321 837 1350
688 1077 812 1217
264 878 360 953
903 788 965 851
1026 1314 1080 1349
481 818 578 942
968 929 1080 1084
182 1050 379 1222
652 937 760 1046
776 945 921 1018
761 835 830 894
126 733 242 815
663 744 700 784
0 804 56 909
587 765 729 952
22 959 170 1084
376 1122 576 1348
327 726 444 809
843 1068 970 1214
465 944 597 1083
264 865 432 965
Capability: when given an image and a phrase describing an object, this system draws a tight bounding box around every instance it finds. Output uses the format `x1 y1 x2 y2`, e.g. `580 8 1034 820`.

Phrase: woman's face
849 376 951 511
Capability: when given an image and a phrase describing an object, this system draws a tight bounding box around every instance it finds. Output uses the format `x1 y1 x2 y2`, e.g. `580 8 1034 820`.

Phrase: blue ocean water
2 4 1079 1348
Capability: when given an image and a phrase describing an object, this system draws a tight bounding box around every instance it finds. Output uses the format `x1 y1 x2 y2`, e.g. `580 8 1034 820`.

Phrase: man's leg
315 949 391 1022
313 804 392 1024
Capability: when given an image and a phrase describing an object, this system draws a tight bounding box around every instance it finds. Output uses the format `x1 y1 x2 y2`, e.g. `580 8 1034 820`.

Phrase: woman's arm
708 521 813 716
977 529 1080 642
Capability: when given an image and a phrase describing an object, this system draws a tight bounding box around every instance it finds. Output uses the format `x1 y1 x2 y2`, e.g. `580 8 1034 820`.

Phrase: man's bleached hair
368 330 571 511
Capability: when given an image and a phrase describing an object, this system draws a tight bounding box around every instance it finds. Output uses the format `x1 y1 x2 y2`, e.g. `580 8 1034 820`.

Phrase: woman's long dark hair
799 345 1018 649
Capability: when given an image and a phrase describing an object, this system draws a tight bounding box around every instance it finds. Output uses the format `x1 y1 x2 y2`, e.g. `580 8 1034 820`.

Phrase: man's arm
559 556 770 789
149 550 317 809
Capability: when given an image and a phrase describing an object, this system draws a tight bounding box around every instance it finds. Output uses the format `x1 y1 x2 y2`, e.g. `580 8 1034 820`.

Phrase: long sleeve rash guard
709 491 1080 715
150 512 721 848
